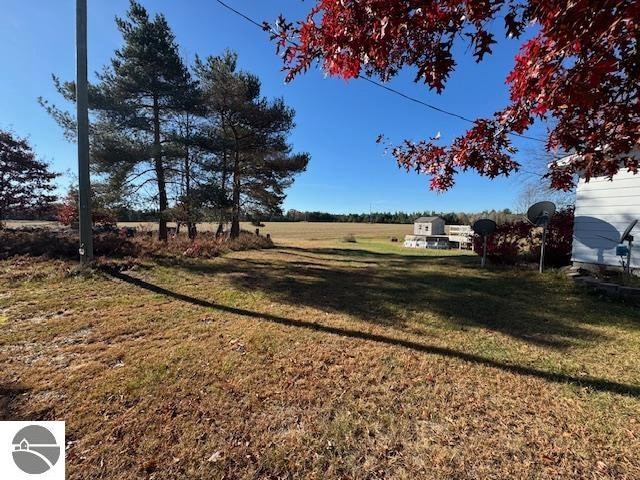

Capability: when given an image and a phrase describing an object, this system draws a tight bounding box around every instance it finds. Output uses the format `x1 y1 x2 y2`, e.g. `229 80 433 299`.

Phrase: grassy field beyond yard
1 231 639 479
5 220 415 243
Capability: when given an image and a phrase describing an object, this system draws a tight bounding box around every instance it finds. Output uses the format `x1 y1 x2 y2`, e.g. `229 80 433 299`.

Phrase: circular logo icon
12 425 61 474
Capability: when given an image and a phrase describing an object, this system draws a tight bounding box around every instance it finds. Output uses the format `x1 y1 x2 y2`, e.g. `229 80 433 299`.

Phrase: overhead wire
213 0 547 144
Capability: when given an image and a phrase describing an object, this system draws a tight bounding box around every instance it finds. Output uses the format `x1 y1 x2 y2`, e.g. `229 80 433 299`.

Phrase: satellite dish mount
472 219 497 268
617 220 637 276
527 201 556 273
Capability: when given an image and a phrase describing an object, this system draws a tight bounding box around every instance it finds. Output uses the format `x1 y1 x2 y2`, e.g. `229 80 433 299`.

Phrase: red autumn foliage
531 207 575 267
473 207 574 266
275 1 640 190
473 219 532 265
56 190 117 227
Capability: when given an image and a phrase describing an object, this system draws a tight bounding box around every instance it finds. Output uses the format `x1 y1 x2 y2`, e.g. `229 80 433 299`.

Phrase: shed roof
414 216 442 223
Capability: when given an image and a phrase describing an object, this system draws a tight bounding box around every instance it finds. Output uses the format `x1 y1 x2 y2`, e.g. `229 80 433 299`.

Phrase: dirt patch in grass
0 240 639 479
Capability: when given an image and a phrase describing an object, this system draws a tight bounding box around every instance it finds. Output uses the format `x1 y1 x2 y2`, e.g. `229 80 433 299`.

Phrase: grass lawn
1 231 639 479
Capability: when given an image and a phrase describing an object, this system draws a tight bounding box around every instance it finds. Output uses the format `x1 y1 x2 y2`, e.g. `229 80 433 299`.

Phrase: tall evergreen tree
193 52 254 236
98 1 196 241
43 1 194 241
194 52 309 238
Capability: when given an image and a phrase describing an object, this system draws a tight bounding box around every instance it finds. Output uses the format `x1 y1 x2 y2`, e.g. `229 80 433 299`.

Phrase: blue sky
1 0 547 214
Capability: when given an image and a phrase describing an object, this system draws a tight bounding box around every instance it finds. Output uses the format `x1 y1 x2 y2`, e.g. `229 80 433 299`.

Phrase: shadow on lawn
157 246 628 349
0 384 30 420
277 245 476 266
103 267 640 398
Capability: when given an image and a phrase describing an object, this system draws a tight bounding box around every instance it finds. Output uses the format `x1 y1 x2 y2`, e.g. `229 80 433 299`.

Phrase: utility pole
76 0 94 264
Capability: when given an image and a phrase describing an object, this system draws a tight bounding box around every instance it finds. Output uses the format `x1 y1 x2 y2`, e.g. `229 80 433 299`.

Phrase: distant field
5 220 413 243
119 221 414 242
3 220 61 229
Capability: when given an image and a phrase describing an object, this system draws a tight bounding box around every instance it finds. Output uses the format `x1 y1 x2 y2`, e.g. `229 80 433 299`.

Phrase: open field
4 220 414 243
1 231 639 479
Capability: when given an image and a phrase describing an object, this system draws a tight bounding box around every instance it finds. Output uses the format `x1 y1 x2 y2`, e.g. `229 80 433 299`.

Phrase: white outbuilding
413 216 445 235
404 216 455 249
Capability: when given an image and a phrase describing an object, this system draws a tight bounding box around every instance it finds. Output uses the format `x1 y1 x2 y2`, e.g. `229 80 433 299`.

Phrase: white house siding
572 169 640 271
414 219 445 235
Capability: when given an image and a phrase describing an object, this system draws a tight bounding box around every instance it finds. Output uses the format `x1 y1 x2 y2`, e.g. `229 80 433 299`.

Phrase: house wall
414 219 445 235
572 169 640 272
414 223 427 235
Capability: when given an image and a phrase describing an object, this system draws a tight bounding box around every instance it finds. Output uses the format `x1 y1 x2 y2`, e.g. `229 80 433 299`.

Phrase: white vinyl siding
572 169 640 270
414 219 445 236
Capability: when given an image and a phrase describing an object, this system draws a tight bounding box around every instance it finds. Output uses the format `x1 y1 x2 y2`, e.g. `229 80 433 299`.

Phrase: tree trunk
230 129 241 239
216 119 229 238
216 151 228 237
183 114 197 240
153 96 168 242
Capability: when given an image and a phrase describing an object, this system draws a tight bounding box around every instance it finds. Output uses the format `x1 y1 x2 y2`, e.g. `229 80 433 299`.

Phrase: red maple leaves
275 0 640 191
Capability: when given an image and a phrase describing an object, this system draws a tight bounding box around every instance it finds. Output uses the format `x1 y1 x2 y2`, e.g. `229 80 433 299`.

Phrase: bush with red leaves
57 190 117 227
473 208 574 267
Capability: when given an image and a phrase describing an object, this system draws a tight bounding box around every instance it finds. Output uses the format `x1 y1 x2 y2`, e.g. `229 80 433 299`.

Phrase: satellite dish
620 219 637 243
472 219 497 236
472 219 497 268
526 201 556 273
618 219 637 276
527 201 556 227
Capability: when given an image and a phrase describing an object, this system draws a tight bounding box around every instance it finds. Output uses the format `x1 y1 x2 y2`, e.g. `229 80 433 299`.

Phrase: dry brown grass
1 235 639 479
6 220 413 243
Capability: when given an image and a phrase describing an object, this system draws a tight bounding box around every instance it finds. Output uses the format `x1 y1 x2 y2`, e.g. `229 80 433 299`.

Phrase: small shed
413 216 445 236
572 167 640 273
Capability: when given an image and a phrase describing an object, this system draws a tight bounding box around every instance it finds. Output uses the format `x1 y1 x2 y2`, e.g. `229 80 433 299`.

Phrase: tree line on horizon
262 209 519 225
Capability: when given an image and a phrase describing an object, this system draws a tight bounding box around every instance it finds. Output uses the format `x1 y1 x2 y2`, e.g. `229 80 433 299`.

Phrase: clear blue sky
1 0 546 214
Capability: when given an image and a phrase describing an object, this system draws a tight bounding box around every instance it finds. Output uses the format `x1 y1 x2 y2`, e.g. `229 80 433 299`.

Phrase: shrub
0 228 272 261
0 228 138 260
531 207 574 267
473 220 533 264
226 232 274 252
343 233 357 243
135 231 273 259
57 190 117 227
473 207 574 267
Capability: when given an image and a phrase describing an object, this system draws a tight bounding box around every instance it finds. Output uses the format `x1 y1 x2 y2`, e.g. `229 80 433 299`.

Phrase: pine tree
194 52 309 238
100 1 196 240
0 131 58 227
43 1 195 241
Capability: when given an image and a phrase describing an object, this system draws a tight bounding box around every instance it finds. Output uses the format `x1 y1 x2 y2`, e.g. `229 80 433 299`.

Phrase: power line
356 76 475 123
215 0 266 30
213 0 546 144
